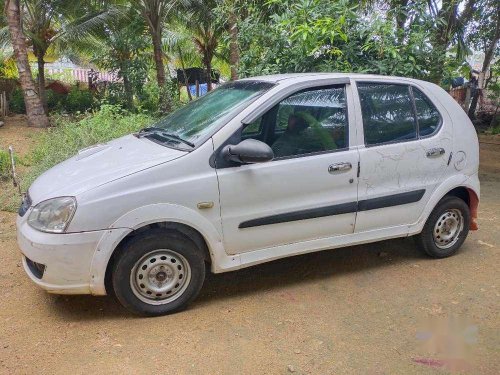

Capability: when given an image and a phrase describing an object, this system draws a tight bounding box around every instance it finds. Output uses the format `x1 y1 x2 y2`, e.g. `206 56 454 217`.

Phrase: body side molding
239 189 426 229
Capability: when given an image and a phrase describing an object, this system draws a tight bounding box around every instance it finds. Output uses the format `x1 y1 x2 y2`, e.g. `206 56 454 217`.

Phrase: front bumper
17 215 107 295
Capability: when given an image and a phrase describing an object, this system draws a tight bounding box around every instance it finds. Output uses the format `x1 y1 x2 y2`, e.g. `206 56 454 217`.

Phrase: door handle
328 162 352 173
426 147 445 158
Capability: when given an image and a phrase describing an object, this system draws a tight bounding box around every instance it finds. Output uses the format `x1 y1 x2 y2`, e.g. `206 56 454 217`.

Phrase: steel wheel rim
130 249 191 305
433 209 464 249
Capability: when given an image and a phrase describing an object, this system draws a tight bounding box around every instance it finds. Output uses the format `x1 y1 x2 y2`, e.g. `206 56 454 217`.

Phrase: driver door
215 84 359 255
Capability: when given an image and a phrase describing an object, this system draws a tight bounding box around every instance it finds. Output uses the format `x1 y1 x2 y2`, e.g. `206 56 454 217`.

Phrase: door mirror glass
222 139 274 164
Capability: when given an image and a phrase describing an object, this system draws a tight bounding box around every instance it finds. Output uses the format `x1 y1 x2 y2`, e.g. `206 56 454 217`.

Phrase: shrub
138 80 181 115
46 89 66 112
0 149 11 179
64 86 95 113
9 87 25 114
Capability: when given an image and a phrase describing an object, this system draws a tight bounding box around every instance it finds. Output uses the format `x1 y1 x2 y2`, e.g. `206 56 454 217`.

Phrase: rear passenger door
353 81 452 232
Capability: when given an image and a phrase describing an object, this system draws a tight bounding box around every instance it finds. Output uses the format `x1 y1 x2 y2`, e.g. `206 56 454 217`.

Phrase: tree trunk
430 0 477 84
468 16 500 119
177 46 192 101
36 53 47 112
122 69 134 111
395 0 410 45
151 31 165 88
228 10 239 80
5 0 49 127
206 58 212 92
150 29 172 112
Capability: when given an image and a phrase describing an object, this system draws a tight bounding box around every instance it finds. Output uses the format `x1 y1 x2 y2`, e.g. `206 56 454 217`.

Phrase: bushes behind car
9 85 96 115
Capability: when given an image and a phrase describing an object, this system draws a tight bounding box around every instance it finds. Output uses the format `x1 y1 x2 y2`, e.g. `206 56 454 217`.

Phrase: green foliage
46 89 65 112
0 149 11 180
9 85 95 114
137 79 181 115
9 87 25 114
239 0 440 79
91 14 151 110
64 86 95 113
0 57 18 79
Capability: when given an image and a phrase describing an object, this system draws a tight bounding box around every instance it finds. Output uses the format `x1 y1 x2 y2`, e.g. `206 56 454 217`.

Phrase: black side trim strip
239 202 358 229
358 189 425 211
238 189 426 229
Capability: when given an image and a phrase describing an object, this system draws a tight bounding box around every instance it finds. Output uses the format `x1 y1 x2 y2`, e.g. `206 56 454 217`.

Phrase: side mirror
222 139 274 164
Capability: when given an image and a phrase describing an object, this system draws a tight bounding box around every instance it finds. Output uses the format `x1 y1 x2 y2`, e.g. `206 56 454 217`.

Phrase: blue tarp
188 83 208 97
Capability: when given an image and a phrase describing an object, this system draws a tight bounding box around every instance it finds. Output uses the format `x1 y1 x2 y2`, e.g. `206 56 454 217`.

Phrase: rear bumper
17 215 107 295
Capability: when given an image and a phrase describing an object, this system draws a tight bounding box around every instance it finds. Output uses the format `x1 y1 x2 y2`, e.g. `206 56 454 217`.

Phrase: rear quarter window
357 83 417 146
412 87 442 137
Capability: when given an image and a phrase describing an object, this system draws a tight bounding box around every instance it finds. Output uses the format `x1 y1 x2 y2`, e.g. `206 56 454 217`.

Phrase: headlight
28 197 77 233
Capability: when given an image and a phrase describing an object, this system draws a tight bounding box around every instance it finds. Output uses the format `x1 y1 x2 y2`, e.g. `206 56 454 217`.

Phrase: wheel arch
89 203 235 296
443 186 479 230
104 221 211 295
410 175 480 235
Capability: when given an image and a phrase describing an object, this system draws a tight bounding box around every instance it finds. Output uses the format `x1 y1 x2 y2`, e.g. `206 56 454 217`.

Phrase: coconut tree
4 0 48 127
133 1 188 87
184 0 224 91
162 26 199 101
17 0 120 110
90 13 150 110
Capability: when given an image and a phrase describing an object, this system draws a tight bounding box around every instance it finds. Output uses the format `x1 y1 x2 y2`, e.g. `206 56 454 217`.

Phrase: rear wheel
112 229 205 316
415 196 470 258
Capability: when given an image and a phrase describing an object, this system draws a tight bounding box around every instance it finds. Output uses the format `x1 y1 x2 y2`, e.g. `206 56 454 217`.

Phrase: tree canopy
1 0 498 124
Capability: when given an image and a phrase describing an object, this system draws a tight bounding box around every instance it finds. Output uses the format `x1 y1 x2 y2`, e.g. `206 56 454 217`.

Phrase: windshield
146 80 274 148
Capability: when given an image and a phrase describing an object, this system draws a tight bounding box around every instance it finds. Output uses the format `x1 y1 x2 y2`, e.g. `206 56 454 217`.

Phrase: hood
29 134 186 204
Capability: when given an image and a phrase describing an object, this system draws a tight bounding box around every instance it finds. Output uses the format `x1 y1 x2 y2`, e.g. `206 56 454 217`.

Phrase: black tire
112 229 205 316
415 196 470 258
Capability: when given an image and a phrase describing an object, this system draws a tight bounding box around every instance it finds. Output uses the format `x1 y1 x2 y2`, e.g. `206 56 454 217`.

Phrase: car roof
239 73 436 88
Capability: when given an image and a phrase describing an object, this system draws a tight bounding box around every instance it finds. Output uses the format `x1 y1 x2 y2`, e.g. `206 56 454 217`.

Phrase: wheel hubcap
433 209 464 249
130 249 191 305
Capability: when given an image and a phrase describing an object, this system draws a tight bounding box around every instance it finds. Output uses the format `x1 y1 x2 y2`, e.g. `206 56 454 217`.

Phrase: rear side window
412 87 441 137
357 83 417 146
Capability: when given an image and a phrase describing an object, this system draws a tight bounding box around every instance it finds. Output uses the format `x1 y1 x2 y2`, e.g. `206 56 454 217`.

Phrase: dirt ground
0 117 499 374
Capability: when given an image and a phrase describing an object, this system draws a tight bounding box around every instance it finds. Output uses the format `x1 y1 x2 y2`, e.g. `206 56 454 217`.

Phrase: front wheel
415 196 470 258
112 229 206 316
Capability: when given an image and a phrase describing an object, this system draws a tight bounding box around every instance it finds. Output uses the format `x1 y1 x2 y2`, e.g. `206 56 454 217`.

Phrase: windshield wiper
137 126 166 136
159 132 195 148
137 127 195 148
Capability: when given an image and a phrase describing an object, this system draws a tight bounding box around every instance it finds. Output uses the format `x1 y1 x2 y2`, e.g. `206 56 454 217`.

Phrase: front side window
357 83 417 146
263 86 348 158
148 81 274 148
412 87 441 137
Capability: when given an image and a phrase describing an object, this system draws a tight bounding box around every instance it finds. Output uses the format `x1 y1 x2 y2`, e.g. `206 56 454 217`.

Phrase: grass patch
0 105 155 211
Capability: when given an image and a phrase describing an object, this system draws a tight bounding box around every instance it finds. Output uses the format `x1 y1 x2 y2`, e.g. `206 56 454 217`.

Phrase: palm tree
133 0 193 111
18 0 119 110
163 26 199 101
185 0 224 91
4 0 48 127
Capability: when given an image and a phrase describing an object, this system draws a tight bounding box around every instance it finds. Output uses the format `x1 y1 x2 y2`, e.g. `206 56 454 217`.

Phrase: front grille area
25 257 46 279
18 194 32 217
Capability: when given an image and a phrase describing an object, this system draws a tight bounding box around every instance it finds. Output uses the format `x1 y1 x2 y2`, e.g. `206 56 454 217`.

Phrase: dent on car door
354 81 452 232
215 84 360 255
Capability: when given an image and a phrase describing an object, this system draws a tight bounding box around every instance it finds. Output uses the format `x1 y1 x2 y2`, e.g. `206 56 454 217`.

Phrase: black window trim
211 83 351 168
355 80 444 148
